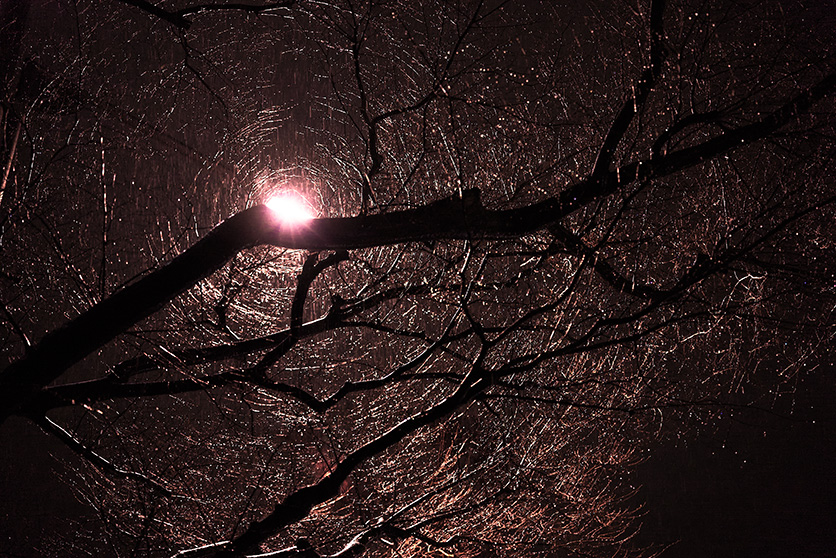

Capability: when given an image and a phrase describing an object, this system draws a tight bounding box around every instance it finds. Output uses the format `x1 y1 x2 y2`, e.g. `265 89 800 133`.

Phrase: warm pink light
265 193 315 225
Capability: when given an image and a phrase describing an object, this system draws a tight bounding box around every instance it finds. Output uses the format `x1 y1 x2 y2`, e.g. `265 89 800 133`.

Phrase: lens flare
265 193 315 225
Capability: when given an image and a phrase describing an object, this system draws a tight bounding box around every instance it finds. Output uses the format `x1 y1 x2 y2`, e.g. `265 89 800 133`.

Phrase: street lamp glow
265 193 315 225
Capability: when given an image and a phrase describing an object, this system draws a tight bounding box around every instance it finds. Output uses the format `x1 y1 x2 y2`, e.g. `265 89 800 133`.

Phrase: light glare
265 193 315 225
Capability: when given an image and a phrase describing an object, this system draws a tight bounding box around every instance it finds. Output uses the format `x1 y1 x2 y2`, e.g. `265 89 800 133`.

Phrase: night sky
2 0 836 556
635 362 836 557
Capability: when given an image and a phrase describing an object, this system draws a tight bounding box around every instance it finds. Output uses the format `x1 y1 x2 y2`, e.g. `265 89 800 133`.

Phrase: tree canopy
1 0 834 556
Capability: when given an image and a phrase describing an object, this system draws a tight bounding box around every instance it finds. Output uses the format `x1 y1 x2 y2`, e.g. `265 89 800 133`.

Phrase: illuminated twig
33 414 173 496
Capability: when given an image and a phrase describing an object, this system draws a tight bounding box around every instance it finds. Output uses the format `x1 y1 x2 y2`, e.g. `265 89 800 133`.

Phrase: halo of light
265 192 315 225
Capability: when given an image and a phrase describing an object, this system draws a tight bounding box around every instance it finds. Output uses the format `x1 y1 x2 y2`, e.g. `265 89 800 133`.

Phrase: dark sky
634 360 836 557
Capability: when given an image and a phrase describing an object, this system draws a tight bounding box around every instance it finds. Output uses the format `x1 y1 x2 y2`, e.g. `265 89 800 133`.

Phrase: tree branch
292 252 348 336
549 223 664 300
220 358 491 556
32 413 173 496
3 66 834 423
113 0 293 30
590 0 665 180
114 0 193 29
176 1 293 19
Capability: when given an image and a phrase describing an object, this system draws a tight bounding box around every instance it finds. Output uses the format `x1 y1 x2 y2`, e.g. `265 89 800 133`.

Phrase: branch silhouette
2 64 835 424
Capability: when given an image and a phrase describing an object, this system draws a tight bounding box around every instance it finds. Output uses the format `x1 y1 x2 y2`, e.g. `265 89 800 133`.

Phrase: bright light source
265 193 315 225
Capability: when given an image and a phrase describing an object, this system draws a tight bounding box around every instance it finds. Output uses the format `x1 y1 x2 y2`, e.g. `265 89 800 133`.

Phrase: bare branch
591 0 666 180
113 0 293 30
176 1 293 19
5 61 836 420
222 358 491 555
32 414 173 497
114 0 193 29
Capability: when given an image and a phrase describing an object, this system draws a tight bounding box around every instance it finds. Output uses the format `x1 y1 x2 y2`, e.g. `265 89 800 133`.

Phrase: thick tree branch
176 1 293 18
114 0 293 30
114 0 193 29
219 359 491 556
1 206 270 421
2 66 834 424
292 252 348 336
549 223 664 301
591 0 665 180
